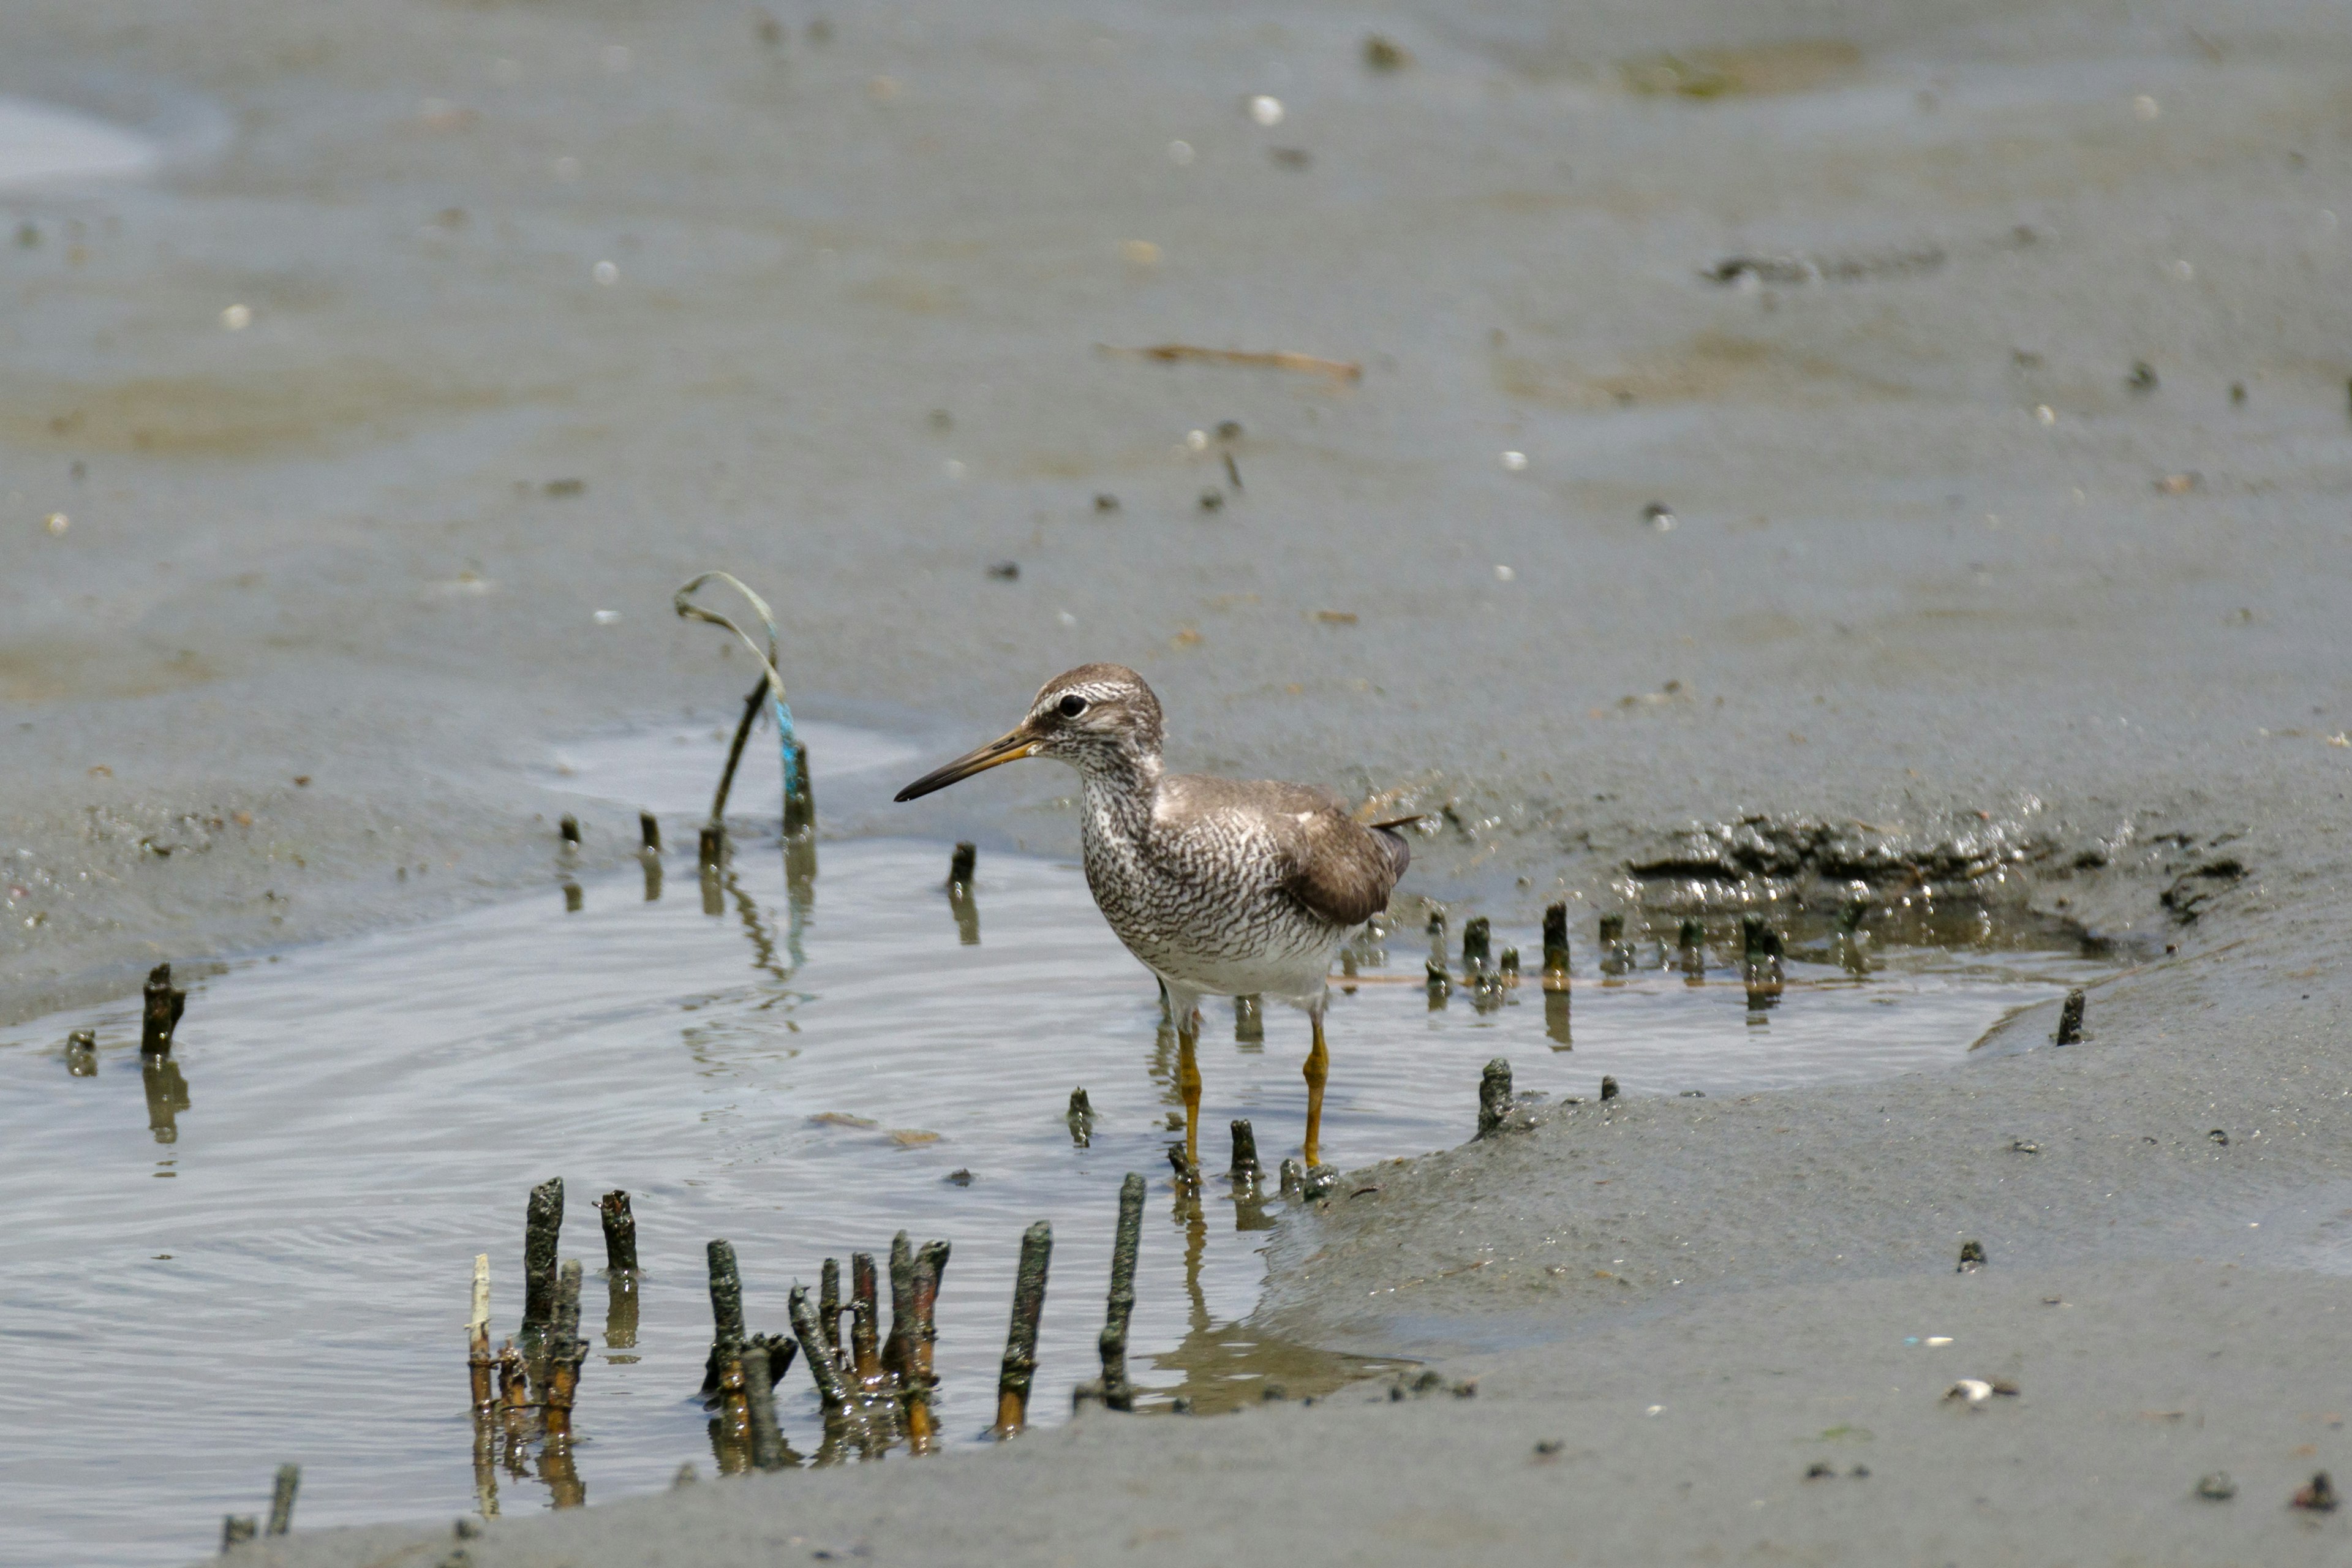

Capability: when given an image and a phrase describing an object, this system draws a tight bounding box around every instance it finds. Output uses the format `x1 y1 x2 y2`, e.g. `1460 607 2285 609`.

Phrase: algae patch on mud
2 362 551 458
1621 40 1864 100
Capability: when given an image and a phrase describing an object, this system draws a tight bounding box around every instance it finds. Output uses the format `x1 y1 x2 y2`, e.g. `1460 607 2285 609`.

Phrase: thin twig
1096 343 1362 382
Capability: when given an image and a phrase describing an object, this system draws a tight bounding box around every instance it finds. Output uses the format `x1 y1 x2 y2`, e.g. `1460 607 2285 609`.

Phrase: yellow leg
1302 1012 1329 1169
1177 1011 1202 1177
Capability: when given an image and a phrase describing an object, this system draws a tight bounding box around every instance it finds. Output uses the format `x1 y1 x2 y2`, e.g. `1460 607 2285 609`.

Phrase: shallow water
0 769 2112 1565
0 96 155 189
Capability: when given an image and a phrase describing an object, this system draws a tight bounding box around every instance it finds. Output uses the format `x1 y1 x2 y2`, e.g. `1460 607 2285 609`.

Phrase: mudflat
0 0 2346 1562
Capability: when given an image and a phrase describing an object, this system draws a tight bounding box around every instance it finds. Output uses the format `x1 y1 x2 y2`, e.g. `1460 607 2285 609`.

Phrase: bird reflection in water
1140 1180 1401 1414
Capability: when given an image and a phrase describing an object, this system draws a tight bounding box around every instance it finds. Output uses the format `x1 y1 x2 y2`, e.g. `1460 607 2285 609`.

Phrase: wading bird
894 665 1411 1173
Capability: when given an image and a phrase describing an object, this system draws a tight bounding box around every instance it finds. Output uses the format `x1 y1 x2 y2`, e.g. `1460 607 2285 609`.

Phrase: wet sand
0 0 2347 1560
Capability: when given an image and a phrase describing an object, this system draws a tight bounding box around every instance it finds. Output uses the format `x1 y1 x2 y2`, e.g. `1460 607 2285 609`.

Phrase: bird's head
894 664 1164 802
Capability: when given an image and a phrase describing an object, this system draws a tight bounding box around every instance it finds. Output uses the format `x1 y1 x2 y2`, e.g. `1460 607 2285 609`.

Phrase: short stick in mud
468 1253 494 1412
881 1232 914 1382
1478 1058 1513 1137
850 1252 883 1387
1542 903 1571 991
701 1239 745 1395
993 1221 1053 1436
741 1341 786 1470
902 1253 942 1450
820 1257 842 1361
1098 1173 1146 1411
520 1178 563 1359
1229 1120 1261 1186
140 963 185 1057
787 1284 860 1428
2056 989 2086 1044
265 1464 300 1536
598 1190 638 1275
1462 916 1491 976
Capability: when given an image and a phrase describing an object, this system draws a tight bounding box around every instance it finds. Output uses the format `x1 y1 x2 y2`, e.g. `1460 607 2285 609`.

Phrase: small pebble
987 561 1019 580
2292 1471 2337 1512
1093 493 1120 512
2194 1471 2235 1501
944 1168 973 1186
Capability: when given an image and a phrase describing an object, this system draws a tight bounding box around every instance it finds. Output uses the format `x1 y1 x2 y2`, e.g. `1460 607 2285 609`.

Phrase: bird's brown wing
1161 775 1412 925
1282 807 1411 925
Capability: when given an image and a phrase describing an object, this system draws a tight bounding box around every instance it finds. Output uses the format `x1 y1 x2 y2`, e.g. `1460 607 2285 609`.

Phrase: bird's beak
893 725 1042 803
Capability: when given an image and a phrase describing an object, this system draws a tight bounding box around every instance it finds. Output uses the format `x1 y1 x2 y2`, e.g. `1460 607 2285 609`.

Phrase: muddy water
0 734 2112 1566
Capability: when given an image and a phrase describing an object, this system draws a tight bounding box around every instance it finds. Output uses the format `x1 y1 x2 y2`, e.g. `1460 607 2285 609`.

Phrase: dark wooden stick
1478 1058 1513 1137
741 1342 785 1469
221 1516 257 1550
850 1252 882 1388
1066 1086 1094 1147
820 1257 842 1362
710 676 768 827
520 1178 563 1358
948 842 976 889
1542 902 1571 991
559 814 581 846
497 1339 528 1433
993 1221 1053 1437
552 1259 581 1348
1462 916 1491 976
543 1332 584 1448
787 1284 858 1423
881 1232 913 1384
701 1240 745 1395
1099 1173 1145 1411
1679 916 1705 977
1598 913 1629 975
698 823 726 872
1229 1120 1261 1186
140 962 185 1057
639 810 661 853
265 1464 300 1536
2056 989 2086 1044
902 1254 940 1451
598 1191 638 1275
1233 993 1264 1044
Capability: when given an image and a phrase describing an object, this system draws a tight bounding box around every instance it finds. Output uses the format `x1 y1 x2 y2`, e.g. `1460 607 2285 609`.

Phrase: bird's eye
1057 693 1088 718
